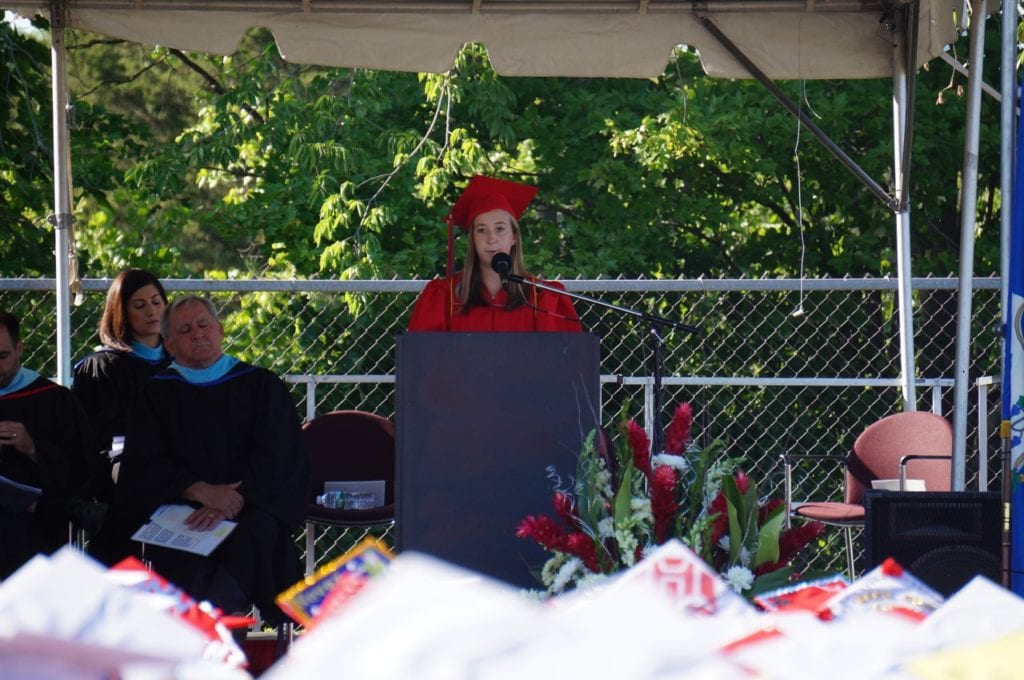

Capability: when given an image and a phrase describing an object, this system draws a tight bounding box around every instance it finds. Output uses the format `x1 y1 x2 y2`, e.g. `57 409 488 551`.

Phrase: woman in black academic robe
72 269 170 501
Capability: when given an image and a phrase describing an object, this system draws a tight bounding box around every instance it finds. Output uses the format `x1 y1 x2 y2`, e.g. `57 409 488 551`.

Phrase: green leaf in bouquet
753 502 784 567
723 476 743 563
614 462 636 527
747 566 796 598
575 430 605 530
738 477 760 553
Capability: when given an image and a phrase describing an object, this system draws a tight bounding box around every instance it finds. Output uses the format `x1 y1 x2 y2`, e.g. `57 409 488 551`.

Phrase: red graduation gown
407 274 582 332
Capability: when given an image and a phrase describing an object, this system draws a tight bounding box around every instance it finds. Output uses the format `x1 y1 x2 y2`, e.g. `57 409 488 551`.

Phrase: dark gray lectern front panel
396 332 600 587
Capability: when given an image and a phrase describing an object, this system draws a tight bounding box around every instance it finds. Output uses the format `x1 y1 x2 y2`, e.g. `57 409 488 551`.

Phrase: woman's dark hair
98 269 167 351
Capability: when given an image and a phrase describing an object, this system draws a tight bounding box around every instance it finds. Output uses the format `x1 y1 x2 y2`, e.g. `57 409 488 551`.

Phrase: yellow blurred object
904 629 1024 679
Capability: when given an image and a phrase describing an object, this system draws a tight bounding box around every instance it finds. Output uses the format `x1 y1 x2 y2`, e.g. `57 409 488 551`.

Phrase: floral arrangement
516 402 824 597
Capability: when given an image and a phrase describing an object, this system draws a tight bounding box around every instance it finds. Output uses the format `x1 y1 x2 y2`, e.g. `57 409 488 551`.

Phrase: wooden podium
395 332 601 587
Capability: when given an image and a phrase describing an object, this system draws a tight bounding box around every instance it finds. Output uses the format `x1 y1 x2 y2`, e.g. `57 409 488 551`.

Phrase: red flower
754 520 825 575
516 515 570 552
778 521 825 565
665 402 693 454
650 465 680 544
595 428 618 487
565 532 603 573
707 490 729 545
553 491 577 528
734 470 750 494
627 419 652 478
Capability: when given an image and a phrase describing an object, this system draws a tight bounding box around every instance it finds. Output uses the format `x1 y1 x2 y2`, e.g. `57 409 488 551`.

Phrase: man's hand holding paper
182 479 244 529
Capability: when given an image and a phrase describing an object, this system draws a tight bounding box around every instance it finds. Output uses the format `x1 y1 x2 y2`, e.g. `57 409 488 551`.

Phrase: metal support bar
978 381 990 489
697 14 900 213
952 0 988 490
892 11 917 410
999 0 1018 349
896 1 919 205
50 0 74 386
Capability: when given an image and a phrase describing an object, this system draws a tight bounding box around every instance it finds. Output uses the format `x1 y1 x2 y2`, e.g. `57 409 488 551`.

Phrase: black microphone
490 252 512 282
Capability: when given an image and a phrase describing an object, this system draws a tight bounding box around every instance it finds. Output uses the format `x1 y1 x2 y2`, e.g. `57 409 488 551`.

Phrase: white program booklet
131 503 237 556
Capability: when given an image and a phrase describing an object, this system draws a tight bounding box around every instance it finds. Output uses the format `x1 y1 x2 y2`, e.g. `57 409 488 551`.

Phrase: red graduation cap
444 175 539 276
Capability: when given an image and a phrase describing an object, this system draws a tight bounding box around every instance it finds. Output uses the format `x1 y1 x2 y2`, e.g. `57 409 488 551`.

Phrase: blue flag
1008 82 1024 594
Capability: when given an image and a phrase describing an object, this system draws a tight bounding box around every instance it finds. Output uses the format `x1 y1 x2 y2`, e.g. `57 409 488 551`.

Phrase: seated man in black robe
0 310 95 579
95 296 310 621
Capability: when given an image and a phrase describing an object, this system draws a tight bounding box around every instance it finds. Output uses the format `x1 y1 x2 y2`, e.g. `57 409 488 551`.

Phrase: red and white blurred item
819 557 944 622
612 540 755 617
106 556 253 668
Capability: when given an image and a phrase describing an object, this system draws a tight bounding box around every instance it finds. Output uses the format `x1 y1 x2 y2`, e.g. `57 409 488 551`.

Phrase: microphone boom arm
507 273 700 335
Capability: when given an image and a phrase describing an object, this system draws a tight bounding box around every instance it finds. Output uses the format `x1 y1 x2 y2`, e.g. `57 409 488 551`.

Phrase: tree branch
168 48 266 125
76 57 166 100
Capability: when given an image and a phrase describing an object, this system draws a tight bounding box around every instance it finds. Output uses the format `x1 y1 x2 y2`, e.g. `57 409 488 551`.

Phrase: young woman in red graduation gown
407 175 582 332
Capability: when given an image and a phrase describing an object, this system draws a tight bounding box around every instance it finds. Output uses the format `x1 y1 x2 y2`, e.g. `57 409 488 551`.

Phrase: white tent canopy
1 0 1004 489
7 0 958 79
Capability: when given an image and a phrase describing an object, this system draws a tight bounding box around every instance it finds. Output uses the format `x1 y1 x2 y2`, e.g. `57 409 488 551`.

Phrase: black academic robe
0 376 96 579
72 348 171 500
97 361 310 620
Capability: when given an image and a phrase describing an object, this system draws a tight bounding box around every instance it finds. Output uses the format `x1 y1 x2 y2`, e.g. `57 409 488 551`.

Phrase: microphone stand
505 272 700 453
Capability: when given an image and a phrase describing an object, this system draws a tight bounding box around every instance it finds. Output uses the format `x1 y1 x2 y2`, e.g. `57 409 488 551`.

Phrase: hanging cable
792 80 807 318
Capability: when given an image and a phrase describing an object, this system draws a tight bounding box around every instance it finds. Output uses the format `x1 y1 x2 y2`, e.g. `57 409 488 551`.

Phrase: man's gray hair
160 295 221 339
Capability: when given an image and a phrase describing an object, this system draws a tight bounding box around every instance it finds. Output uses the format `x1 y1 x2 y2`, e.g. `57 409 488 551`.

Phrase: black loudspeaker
863 490 1002 597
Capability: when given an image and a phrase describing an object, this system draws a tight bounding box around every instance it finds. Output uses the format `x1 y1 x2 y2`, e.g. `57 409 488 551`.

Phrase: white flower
701 460 733 510
630 497 653 521
574 572 611 592
552 557 583 594
615 529 640 567
718 535 730 552
597 517 615 538
652 453 689 472
723 565 754 593
540 554 567 587
739 546 752 567
518 588 548 602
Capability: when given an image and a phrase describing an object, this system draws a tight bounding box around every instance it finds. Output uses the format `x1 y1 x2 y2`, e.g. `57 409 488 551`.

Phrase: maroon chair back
843 411 953 505
302 410 396 505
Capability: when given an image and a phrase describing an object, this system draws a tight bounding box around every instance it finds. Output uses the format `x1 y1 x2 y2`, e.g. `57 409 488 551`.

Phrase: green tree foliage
3 18 999 284
1 17 166 277
0 15 1004 387
1 16 58 276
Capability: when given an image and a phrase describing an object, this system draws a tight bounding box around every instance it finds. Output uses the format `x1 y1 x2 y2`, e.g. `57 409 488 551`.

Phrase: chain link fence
0 276 1005 578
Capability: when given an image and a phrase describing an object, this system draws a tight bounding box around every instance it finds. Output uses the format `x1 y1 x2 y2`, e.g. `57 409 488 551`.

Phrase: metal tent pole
49 0 74 386
892 3 919 411
1000 0 1017 346
952 0 989 490
998 0 1017 589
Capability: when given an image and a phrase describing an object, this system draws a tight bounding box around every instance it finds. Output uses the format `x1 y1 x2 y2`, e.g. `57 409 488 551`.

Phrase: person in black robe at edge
0 310 96 580
93 295 310 622
73 269 171 503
